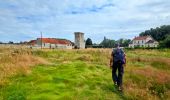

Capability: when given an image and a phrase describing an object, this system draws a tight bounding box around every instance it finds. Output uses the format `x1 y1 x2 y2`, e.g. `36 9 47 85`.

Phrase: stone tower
74 32 85 49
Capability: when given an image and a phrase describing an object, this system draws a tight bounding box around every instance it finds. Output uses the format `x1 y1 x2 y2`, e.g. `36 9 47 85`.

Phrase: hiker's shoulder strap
112 48 116 56
121 48 125 54
120 48 126 57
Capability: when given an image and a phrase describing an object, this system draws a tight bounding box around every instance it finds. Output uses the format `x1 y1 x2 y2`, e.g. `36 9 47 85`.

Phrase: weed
0 47 170 99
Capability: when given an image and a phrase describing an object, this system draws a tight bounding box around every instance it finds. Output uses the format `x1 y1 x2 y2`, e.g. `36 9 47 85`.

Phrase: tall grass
125 49 170 99
0 46 47 87
0 47 170 99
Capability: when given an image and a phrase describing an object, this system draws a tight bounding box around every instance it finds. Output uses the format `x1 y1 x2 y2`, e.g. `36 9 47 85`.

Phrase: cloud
65 3 115 14
0 0 170 43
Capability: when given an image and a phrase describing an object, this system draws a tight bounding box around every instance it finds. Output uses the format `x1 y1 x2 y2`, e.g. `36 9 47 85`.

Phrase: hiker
110 43 126 91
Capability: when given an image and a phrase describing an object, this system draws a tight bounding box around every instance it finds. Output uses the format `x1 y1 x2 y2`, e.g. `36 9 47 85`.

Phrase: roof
37 38 72 45
145 40 158 44
145 40 154 44
28 40 36 45
133 36 150 40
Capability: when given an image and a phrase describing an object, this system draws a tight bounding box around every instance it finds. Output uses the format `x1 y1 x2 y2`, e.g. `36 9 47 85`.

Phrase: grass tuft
0 47 170 99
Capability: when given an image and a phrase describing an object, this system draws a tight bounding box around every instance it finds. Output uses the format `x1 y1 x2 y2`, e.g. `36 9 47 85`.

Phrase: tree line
85 37 131 48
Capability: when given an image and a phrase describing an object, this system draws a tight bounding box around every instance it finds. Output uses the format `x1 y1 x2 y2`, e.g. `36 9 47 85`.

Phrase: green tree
100 37 131 48
115 38 131 47
122 39 131 47
159 35 170 48
85 38 93 48
8 41 14 44
140 25 170 42
86 38 93 45
100 37 115 48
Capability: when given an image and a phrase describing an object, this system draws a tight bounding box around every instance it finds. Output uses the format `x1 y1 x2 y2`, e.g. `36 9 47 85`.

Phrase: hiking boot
118 86 123 91
114 82 118 86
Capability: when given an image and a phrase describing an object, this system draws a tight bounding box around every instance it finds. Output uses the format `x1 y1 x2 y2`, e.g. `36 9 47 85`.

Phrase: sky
0 0 170 43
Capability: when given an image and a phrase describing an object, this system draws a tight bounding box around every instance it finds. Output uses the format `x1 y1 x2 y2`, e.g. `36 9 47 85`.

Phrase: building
74 32 85 49
28 38 73 49
129 36 159 48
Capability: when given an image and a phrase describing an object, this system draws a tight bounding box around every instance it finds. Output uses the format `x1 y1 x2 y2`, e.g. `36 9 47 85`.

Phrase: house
28 38 73 49
129 36 159 48
28 40 36 46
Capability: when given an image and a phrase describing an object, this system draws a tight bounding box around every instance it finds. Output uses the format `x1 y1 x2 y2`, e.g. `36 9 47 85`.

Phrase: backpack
112 48 125 64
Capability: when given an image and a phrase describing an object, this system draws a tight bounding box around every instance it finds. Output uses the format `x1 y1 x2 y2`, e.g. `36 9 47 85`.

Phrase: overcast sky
0 0 170 43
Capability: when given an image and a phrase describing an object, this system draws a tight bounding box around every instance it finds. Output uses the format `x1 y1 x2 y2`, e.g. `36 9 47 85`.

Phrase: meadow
0 46 170 100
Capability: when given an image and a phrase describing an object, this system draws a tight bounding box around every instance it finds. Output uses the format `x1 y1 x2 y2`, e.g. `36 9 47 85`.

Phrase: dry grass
0 47 170 99
133 67 170 84
0 46 47 86
125 49 170 99
129 56 170 66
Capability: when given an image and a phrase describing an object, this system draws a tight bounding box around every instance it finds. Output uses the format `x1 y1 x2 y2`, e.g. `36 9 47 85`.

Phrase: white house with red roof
129 36 159 48
28 38 73 49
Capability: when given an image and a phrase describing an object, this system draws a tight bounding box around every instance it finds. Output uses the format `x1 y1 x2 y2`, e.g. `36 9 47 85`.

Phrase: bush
126 47 158 50
159 35 170 48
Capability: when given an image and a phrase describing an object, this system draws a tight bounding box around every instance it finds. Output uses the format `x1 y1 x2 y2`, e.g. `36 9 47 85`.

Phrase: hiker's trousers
112 61 124 87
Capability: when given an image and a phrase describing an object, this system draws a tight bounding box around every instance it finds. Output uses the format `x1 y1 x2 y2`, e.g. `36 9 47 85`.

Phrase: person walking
110 43 126 91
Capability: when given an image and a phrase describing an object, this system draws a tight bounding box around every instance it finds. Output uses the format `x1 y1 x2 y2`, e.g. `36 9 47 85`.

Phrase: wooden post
41 32 42 49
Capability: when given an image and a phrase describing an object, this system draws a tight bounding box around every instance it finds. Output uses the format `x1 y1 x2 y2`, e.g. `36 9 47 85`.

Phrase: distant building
28 40 36 46
28 38 73 49
129 36 159 48
74 32 85 49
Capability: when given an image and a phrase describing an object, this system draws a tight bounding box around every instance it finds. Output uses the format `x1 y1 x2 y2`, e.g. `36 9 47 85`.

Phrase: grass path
0 49 170 100
1 61 124 100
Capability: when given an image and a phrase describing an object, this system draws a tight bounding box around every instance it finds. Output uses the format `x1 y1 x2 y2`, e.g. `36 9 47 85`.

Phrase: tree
117 38 124 47
100 37 131 48
86 38 93 45
8 41 14 44
114 38 131 47
100 37 116 48
122 39 131 47
85 38 93 48
159 35 170 48
139 25 170 42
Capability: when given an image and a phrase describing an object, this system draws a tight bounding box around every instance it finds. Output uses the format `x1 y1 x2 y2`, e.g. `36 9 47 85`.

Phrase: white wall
31 39 73 49
129 36 158 48
56 44 73 49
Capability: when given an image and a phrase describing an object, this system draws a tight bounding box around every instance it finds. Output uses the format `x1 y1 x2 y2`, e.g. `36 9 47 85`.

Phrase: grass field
0 47 170 100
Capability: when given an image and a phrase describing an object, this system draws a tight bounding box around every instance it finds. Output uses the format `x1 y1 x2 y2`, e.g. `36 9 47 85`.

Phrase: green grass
1 62 123 100
0 49 170 100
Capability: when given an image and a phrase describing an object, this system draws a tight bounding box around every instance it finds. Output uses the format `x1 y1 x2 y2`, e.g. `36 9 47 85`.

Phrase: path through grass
0 48 170 100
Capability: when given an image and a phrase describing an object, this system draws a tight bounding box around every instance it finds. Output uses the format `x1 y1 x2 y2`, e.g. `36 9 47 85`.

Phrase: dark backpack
112 48 125 64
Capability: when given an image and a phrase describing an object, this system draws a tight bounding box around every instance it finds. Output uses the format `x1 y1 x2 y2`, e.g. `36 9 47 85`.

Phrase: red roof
28 40 36 45
133 36 149 40
38 38 72 45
